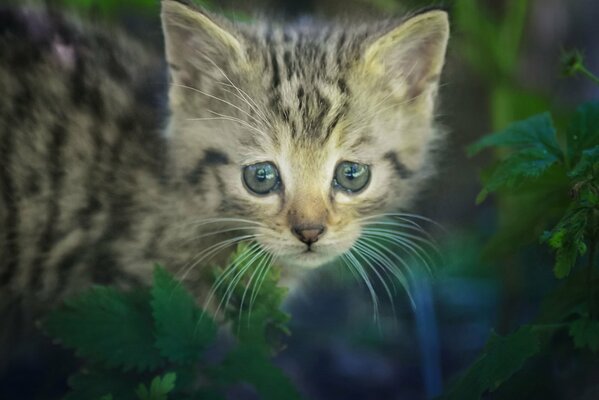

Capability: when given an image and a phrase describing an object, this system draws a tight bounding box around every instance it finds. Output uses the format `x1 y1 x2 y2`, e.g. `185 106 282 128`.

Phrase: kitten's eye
333 161 370 193
243 162 281 195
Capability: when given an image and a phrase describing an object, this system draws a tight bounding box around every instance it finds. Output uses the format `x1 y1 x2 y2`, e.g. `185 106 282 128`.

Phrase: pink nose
292 225 325 245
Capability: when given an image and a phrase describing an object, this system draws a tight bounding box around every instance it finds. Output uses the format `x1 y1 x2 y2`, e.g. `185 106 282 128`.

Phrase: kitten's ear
161 0 245 87
362 10 449 102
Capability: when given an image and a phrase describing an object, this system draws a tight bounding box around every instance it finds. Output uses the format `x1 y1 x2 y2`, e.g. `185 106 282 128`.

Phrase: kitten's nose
292 225 325 245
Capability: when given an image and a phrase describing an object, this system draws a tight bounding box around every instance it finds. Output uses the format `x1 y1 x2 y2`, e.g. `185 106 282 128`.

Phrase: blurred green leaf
44 287 163 372
136 373 177 400
567 101 599 166
569 317 599 353
443 326 543 400
151 265 217 364
570 145 599 178
469 113 561 157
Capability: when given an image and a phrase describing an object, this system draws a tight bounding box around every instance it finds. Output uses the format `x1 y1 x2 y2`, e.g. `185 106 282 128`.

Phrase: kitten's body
0 0 449 348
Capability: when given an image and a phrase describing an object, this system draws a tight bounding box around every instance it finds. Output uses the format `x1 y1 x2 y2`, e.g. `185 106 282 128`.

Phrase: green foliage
136 373 177 400
443 326 543 400
44 287 163 372
151 267 216 364
469 113 563 204
569 316 599 353
44 248 302 399
444 55 599 399
472 100 599 278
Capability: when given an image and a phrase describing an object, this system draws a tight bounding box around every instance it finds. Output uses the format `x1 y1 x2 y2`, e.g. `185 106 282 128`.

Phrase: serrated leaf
569 145 599 178
476 147 560 201
554 245 578 279
443 326 542 400
215 243 290 343
137 373 177 400
542 205 590 279
151 265 217 364
569 317 599 353
468 112 561 157
567 101 599 165
209 244 300 400
44 287 163 372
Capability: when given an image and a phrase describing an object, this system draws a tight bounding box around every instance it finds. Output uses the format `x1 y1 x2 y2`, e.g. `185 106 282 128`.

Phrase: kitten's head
161 0 449 269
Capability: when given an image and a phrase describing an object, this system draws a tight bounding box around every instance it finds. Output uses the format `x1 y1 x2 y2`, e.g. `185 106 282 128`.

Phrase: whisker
362 227 440 256
217 245 267 318
343 251 380 324
361 228 439 272
183 226 257 244
248 248 278 322
172 83 265 128
355 238 415 307
200 55 273 128
238 248 271 327
352 241 397 318
202 242 263 316
177 234 261 282
180 217 267 229
218 83 272 129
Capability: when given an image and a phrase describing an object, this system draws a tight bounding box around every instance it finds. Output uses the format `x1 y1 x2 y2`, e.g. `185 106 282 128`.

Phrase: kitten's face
162 0 449 269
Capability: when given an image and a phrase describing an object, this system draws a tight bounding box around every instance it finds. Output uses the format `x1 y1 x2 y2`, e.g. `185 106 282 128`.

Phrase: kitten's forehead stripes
260 26 354 144
186 148 230 186
384 151 414 179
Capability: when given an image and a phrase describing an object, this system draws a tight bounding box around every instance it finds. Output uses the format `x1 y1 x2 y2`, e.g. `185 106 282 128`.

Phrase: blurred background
2 0 599 399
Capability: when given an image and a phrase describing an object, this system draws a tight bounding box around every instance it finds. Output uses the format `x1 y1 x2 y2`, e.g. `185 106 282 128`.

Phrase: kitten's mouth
278 244 341 269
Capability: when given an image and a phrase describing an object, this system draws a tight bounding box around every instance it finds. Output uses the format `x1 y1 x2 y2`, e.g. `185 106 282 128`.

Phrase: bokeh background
2 0 599 399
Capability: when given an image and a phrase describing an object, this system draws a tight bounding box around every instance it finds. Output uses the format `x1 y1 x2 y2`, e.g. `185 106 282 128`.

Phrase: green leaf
542 205 590 278
569 317 599 353
475 148 560 203
151 265 217 364
215 343 302 400
567 101 599 165
64 369 138 400
44 287 163 372
443 326 542 400
538 267 599 324
209 245 300 400
136 373 177 400
214 244 290 344
468 112 561 157
570 145 599 178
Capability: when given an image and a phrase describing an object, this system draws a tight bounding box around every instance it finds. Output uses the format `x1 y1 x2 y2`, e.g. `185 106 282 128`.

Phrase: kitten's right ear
161 0 245 87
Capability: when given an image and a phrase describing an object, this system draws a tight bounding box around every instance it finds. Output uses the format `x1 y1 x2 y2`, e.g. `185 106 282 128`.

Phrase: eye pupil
243 162 280 195
334 161 370 193
344 164 360 179
256 168 267 181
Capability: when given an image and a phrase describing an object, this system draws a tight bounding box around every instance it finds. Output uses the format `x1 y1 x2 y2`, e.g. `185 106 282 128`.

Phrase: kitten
0 0 449 332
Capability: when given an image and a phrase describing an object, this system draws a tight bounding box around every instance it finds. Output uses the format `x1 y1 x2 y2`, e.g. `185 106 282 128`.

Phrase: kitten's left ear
363 9 449 102
161 0 245 88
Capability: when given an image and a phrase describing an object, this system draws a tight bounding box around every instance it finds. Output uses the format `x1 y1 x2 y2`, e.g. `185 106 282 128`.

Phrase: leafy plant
441 56 599 399
43 245 302 400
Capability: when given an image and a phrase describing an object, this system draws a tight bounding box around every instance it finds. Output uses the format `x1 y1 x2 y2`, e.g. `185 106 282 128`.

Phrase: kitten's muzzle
292 224 326 245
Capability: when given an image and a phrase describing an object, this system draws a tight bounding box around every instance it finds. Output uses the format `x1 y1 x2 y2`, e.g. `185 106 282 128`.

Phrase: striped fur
0 1 449 339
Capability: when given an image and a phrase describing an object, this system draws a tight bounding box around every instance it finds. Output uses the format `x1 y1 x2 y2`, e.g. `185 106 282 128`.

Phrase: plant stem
578 65 599 87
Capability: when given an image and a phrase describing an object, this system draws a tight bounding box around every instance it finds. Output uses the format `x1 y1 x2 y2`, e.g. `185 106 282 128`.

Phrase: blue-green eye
333 161 370 193
243 162 280 195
